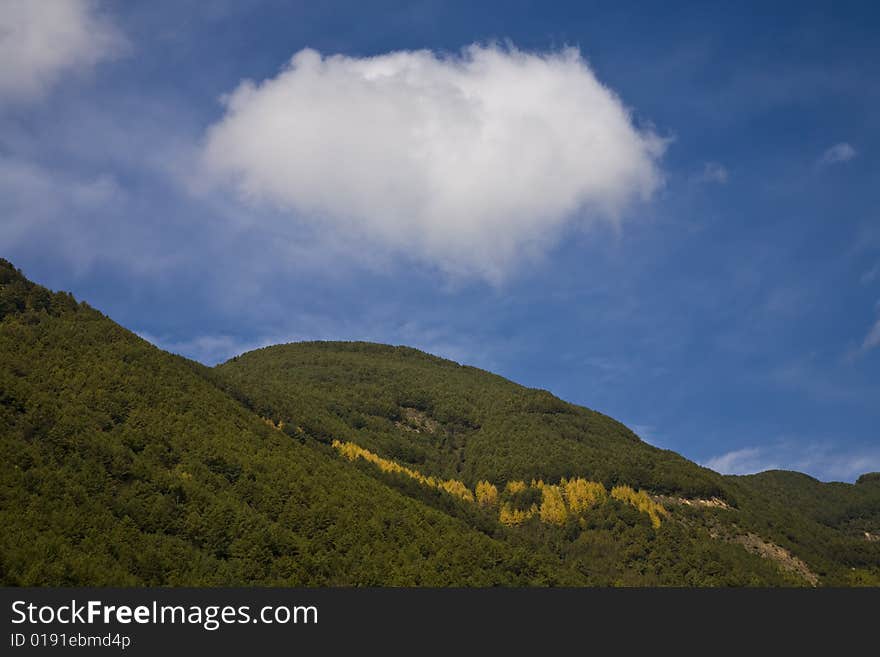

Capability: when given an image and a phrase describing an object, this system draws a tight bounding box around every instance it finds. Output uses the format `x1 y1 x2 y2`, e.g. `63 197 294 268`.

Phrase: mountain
1 258 878 586
0 259 564 585
213 341 728 498
212 341 880 585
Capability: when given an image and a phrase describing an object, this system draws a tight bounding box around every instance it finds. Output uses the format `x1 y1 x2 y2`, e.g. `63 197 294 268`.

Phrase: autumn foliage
539 485 568 525
499 503 538 526
611 485 668 529
333 439 667 528
562 477 607 513
476 481 499 506
333 440 474 502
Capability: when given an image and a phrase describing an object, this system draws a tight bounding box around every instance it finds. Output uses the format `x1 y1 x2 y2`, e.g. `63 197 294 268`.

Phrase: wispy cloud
137 319 491 369
629 423 666 448
704 447 777 475
818 142 857 166
0 155 150 273
766 353 878 403
862 317 880 352
862 263 880 285
136 332 282 366
704 440 880 482
695 161 728 184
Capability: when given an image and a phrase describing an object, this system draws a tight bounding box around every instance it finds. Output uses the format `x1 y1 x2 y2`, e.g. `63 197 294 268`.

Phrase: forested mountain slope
0 259 570 585
213 341 728 498
214 342 880 585
1 258 877 586
732 470 880 536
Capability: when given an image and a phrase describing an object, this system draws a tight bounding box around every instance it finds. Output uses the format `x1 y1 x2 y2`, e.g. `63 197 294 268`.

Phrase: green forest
2 258 879 586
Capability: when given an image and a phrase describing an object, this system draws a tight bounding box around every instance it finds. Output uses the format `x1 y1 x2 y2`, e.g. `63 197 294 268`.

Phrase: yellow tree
440 479 475 503
333 440 477 503
475 481 499 507
539 485 568 525
563 477 607 514
499 503 538 526
611 485 666 528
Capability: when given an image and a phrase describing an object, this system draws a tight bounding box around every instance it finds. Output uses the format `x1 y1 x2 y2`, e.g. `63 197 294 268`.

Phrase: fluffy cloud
0 0 125 101
201 44 665 280
818 142 857 166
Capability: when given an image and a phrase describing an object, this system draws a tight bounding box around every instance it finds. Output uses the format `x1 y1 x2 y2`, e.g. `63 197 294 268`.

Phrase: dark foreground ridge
2 257 878 586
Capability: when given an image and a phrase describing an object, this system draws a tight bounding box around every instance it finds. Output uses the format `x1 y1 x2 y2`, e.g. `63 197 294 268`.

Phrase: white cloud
0 0 125 102
137 319 488 369
136 332 277 366
704 441 880 482
200 44 665 281
696 161 728 184
704 447 779 476
629 423 666 448
818 142 857 166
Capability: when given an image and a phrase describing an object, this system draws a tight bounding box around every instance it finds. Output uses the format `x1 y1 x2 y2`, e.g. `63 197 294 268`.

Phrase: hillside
213 341 880 585
703 472 880 586
734 471 880 535
213 342 728 499
0 259 573 585
1 258 878 586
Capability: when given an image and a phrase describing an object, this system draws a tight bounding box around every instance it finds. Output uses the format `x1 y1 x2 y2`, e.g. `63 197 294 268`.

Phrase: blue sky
2 0 879 481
